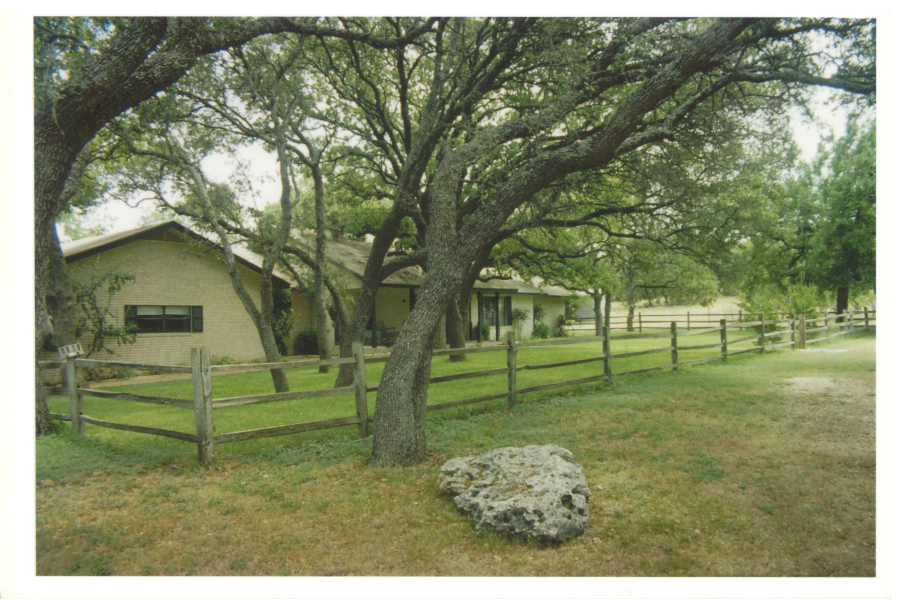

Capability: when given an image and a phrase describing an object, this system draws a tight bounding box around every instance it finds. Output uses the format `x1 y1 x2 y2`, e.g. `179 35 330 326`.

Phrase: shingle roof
61 221 177 259
62 221 568 298
61 221 295 285
303 235 428 288
298 233 568 297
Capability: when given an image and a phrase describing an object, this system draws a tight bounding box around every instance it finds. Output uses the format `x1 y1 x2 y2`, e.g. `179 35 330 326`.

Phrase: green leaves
71 267 138 357
742 114 875 305
806 117 876 292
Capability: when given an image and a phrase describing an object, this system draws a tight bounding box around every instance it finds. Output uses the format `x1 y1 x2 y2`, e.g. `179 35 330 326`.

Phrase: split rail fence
39 308 874 466
568 307 874 333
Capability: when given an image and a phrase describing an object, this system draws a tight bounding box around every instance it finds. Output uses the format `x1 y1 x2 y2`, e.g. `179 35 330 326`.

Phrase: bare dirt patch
780 375 876 469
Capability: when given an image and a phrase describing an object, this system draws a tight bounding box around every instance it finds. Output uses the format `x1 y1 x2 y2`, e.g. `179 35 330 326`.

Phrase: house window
125 305 203 334
483 296 513 327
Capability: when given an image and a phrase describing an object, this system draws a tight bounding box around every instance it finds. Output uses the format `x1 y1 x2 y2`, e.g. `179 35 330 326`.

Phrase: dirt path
780 370 876 470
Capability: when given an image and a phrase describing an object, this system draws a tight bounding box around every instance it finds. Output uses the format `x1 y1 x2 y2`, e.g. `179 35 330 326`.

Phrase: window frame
483 296 513 327
125 305 203 334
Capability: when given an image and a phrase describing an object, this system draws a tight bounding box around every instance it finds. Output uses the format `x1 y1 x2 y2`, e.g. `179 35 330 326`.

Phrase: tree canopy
740 114 875 314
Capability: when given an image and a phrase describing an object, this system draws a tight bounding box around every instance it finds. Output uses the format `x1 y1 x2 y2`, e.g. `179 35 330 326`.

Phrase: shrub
70 268 137 358
739 283 825 322
512 308 530 339
554 314 568 337
293 330 319 356
272 289 294 356
532 322 550 339
563 296 583 323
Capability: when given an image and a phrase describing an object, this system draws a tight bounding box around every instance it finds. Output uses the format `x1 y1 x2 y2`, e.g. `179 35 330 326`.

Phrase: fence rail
41 307 874 466
568 307 876 334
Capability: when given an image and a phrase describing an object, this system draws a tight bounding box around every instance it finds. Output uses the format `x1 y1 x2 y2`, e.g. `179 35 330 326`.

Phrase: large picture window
125 305 203 334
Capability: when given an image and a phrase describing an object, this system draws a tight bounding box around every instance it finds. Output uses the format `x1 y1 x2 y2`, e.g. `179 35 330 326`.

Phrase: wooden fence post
65 356 83 434
758 313 765 354
191 348 214 467
603 323 612 379
506 332 518 408
720 319 727 362
352 342 370 438
687 311 691 331
670 322 678 371
825 313 832 342
799 315 807 349
864 307 869 332
791 314 797 348
638 313 642 333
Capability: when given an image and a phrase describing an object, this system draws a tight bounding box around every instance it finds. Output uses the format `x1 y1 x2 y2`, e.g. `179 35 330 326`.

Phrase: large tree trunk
46 223 79 350
836 286 850 322
34 131 88 435
446 257 488 361
370 262 457 465
433 314 447 350
445 297 468 362
370 135 468 465
35 279 58 436
35 364 58 436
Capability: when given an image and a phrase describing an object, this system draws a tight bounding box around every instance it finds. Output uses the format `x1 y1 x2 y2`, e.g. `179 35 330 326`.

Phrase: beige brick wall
375 287 412 330
68 237 309 366
540 297 567 335
343 286 412 346
288 292 315 350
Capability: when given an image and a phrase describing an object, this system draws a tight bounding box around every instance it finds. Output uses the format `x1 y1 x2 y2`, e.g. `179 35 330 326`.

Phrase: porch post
495 292 501 342
371 301 377 348
477 292 484 342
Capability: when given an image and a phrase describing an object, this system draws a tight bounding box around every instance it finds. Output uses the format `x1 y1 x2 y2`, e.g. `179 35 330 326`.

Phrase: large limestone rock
439 444 590 543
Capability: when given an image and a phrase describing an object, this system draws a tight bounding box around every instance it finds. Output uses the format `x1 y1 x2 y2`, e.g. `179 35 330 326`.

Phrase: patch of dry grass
35 335 876 577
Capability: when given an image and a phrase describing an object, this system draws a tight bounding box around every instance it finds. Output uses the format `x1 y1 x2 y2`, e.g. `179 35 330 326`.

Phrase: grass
35 331 875 577
42 327 762 465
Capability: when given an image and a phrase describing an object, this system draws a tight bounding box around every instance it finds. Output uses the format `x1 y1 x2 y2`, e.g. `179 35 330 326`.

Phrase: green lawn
35 332 876 577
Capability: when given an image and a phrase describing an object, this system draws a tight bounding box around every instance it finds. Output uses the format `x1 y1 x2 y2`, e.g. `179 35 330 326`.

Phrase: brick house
309 235 570 347
51 221 569 365
54 221 314 365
